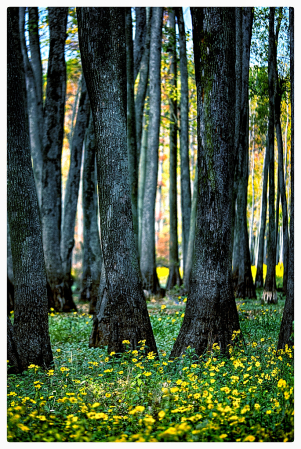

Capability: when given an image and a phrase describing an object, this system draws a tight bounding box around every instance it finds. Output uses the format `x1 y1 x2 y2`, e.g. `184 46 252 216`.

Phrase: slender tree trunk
166 9 181 290
78 7 158 354
176 7 191 276
171 8 240 358
7 7 53 372
41 8 74 312
125 8 139 254
263 8 277 304
277 7 294 349
255 143 269 288
61 75 90 296
19 8 43 206
134 7 147 81
138 110 148 256
80 114 102 311
183 166 198 290
140 8 164 295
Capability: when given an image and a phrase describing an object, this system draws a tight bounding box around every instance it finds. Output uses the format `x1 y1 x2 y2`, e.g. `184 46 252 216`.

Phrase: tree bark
41 8 75 312
263 8 277 304
134 7 147 81
138 109 149 256
255 143 269 288
277 7 294 350
7 7 53 372
125 8 139 253
166 9 181 290
176 7 191 277
61 75 90 296
77 7 158 354
171 8 240 358
80 113 102 309
140 8 164 294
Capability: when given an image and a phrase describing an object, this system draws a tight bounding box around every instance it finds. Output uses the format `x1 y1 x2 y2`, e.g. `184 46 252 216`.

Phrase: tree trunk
249 121 255 263
80 113 102 309
41 8 75 312
134 7 147 81
171 7 240 358
255 143 269 288
19 8 43 206
166 9 181 290
77 7 158 354
140 8 164 294
277 7 294 349
125 8 139 253
138 110 148 256
263 8 277 304
176 7 191 276
7 7 53 372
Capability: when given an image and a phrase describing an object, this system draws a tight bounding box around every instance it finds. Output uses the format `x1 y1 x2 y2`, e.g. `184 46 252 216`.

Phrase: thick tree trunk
7 316 21 374
255 143 269 288
7 7 53 372
134 7 147 81
277 7 294 349
78 7 158 354
166 9 181 290
171 8 240 358
140 8 164 294
61 75 90 296
263 8 277 304
41 8 75 312
80 114 102 309
19 8 43 206
176 7 191 276
125 8 139 253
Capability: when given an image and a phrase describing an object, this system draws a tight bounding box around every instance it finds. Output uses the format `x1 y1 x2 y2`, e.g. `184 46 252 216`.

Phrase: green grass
7 296 293 442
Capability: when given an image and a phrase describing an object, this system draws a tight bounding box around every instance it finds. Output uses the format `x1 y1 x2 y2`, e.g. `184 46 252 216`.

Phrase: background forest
7 6 294 443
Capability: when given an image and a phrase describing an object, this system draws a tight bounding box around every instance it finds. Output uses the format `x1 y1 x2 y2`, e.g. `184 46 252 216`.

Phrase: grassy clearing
7 295 293 442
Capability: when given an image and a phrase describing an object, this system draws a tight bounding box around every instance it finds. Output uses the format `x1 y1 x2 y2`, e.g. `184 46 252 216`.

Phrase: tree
7 7 53 372
166 8 181 290
176 7 191 278
41 8 77 312
277 7 294 350
77 7 158 354
140 7 164 294
133 7 147 81
171 7 241 358
263 8 277 304
61 75 90 293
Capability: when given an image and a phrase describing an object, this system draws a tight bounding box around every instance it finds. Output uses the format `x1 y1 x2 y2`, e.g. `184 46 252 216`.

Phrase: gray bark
138 110 148 256
80 114 102 310
77 7 158 354
277 7 294 349
41 8 75 312
7 7 53 372
166 9 181 290
61 75 90 291
176 7 191 276
263 8 277 304
171 8 240 358
134 7 147 81
140 8 163 294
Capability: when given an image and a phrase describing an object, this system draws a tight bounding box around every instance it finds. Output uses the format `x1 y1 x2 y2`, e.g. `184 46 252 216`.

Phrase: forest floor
7 292 294 442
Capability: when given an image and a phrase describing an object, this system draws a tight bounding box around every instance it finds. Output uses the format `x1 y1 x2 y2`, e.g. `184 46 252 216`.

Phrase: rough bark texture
41 8 75 312
171 8 240 358
77 7 158 354
7 7 53 372
134 7 147 81
277 7 294 350
140 8 164 295
19 8 43 206
176 7 191 277
7 276 14 314
235 8 256 299
263 8 277 304
61 75 90 293
166 9 181 290
255 143 269 288
80 113 102 308
125 7 139 253
135 9 152 165
7 316 21 374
